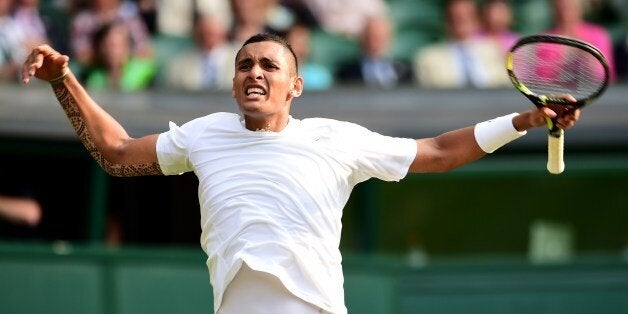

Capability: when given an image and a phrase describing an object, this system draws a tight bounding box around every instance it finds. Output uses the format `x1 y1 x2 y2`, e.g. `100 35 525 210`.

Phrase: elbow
97 155 125 177
93 147 162 177
92 147 128 177
103 165 125 177
409 153 460 173
434 151 482 173
432 157 459 173
412 137 481 173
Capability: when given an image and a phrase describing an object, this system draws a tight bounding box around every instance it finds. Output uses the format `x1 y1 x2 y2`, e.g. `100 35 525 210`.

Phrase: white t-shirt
156 112 417 313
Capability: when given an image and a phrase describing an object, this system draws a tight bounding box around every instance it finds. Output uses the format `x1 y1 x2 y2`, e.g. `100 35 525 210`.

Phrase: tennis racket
506 34 610 174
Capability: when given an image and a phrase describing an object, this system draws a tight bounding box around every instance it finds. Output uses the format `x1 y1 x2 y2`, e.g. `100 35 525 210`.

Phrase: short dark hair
236 33 299 75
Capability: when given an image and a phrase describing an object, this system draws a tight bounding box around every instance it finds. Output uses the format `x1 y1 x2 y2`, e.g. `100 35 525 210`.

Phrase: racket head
506 34 610 110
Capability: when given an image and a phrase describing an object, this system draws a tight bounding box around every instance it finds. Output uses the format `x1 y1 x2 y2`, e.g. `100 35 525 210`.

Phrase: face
196 17 228 51
232 41 302 119
231 0 269 25
93 0 119 11
447 0 480 40
100 25 131 69
483 1 512 33
553 0 582 26
18 0 38 7
286 25 310 61
363 18 392 58
0 0 12 15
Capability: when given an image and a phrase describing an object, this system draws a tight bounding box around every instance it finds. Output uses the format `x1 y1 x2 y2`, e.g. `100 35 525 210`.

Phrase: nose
248 63 263 81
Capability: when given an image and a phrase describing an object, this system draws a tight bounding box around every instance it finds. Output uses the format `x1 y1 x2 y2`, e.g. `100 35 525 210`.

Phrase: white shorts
217 263 324 314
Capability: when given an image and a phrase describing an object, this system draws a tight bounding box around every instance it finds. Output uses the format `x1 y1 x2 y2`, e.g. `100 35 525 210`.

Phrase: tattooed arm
22 45 162 177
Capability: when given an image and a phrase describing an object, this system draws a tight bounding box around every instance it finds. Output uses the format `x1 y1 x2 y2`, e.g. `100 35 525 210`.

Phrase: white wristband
474 113 527 153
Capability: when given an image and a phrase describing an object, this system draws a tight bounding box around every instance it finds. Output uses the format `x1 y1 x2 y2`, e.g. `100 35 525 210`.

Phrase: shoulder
475 40 504 57
578 23 612 44
216 43 238 57
167 50 202 77
416 42 449 55
126 57 157 73
190 112 238 125
172 49 202 61
300 117 371 135
301 117 355 127
71 10 96 27
173 112 238 131
414 42 451 62
579 22 610 34
160 113 239 151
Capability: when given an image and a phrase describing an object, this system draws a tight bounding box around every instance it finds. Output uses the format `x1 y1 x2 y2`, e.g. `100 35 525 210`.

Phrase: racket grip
547 129 565 174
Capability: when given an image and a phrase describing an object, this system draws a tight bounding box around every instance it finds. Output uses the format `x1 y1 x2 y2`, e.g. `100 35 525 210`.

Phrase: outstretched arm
22 45 162 176
409 105 580 173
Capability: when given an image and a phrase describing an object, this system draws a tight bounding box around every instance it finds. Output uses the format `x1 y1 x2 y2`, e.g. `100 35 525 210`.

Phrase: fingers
540 106 557 119
553 94 579 130
21 44 67 84
560 94 576 103
541 94 580 130
22 50 41 84
556 108 580 130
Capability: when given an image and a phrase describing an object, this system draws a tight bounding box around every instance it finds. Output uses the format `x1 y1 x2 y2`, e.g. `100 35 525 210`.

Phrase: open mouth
245 87 266 96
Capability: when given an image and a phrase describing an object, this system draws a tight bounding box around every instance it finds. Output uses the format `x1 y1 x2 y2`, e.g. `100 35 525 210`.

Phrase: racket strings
512 43 606 99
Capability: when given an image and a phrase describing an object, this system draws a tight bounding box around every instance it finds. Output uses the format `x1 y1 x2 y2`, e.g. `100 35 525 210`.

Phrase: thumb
541 107 557 119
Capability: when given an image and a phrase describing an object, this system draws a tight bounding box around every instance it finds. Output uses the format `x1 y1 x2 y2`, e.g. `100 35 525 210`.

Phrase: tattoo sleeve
53 83 163 177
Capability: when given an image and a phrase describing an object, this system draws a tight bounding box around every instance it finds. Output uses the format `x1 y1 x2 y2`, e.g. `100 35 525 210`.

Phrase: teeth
246 87 265 96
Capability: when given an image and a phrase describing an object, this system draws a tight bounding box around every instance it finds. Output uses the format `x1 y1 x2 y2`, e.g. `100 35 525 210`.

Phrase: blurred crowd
0 0 626 94
1 0 627 244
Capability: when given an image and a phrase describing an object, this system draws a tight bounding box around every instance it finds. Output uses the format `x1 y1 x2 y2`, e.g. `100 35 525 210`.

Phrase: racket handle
547 129 565 174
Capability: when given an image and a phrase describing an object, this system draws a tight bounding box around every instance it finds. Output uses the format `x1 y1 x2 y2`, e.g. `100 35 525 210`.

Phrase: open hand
21 44 70 84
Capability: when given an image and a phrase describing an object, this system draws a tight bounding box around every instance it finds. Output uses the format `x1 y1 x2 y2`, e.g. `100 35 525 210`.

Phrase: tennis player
22 33 579 314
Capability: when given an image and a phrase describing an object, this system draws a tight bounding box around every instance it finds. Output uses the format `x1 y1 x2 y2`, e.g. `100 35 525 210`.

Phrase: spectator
70 0 152 68
547 0 616 81
229 0 310 45
337 16 409 88
301 0 388 39
479 0 519 55
285 22 333 90
82 21 157 92
164 15 236 91
412 0 509 89
12 0 49 48
229 0 276 45
0 0 52 83
156 0 232 37
0 0 23 81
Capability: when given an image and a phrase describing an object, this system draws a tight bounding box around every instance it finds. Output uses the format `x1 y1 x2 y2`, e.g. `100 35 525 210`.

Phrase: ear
290 76 304 98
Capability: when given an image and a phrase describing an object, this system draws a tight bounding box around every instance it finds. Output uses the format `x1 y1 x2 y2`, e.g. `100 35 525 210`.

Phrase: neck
243 114 289 132
556 21 580 36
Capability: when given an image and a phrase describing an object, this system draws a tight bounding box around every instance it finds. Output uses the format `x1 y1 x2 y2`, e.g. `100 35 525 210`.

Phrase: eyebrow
236 57 253 67
235 53 295 75
237 56 278 64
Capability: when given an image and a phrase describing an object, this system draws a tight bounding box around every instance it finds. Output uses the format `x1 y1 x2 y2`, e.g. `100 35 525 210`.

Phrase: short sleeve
156 121 195 175
341 123 417 184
